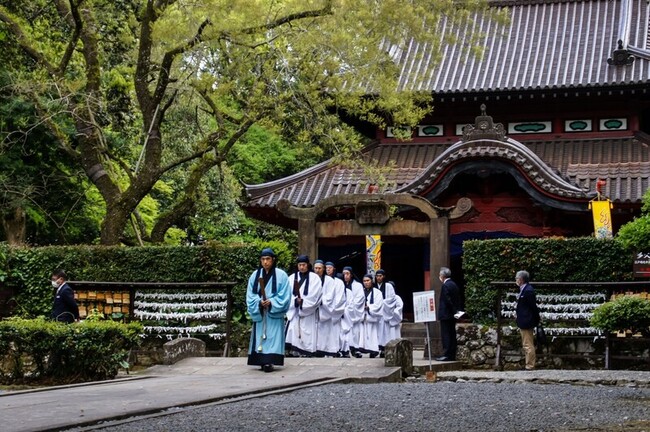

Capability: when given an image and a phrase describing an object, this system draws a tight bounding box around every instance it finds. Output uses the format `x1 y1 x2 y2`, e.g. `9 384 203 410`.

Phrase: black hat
376 269 386 275
296 255 310 264
343 266 353 272
325 261 335 267
260 247 276 258
314 259 324 265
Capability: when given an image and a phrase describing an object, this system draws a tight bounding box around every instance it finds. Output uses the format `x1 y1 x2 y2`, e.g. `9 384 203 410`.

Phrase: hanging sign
413 290 436 323
589 199 613 239
366 235 381 275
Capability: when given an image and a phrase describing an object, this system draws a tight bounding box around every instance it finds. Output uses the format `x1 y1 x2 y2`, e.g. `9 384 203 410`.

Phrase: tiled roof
385 0 650 93
244 134 650 209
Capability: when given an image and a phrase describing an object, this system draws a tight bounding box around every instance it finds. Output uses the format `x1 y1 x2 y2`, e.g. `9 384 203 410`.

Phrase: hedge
0 318 142 383
0 241 296 318
462 238 634 320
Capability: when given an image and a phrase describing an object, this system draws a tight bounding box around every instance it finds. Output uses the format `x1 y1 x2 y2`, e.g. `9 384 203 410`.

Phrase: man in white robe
386 294 404 342
247 247 291 372
357 274 383 358
375 269 397 357
339 265 364 358
314 260 346 357
285 255 322 357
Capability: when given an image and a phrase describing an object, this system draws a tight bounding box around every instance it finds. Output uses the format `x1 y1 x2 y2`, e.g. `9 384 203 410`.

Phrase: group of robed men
247 247 403 372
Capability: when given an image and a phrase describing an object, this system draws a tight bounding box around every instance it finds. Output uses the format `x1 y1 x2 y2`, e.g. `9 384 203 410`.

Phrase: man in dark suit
515 270 540 370
435 267 462 361
50 269 79 323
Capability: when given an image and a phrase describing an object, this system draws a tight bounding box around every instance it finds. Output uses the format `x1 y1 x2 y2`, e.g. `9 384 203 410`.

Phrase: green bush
1 241 296 319
462 238 633 321
0 318 143 384
590 296 650 335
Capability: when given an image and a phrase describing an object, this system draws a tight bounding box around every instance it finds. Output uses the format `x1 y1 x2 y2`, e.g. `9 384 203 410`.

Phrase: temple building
243 0 650 317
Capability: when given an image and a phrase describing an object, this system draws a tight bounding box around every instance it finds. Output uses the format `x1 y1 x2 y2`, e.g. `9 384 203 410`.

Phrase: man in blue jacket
50 269 79 323
515 270 540 370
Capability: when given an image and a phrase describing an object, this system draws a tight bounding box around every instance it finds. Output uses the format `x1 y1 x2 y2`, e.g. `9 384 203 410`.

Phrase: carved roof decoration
461 104 507 142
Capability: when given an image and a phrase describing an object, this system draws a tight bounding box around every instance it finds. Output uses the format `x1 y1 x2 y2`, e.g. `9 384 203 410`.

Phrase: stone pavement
1 354 649 432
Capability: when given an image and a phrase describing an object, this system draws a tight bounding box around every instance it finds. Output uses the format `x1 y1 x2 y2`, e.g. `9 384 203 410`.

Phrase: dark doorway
381 239 427 321
319 236 427 321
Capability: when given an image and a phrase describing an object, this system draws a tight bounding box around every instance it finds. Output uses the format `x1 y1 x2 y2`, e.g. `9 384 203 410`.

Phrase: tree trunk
2 207 26 245
100 203 132 245
150 197 194 243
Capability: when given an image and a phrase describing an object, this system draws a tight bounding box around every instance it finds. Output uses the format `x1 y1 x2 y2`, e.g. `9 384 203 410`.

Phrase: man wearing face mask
50 269 79 323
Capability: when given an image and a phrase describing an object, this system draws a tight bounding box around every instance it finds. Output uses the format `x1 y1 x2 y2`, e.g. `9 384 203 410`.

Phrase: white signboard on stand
413 290 436 323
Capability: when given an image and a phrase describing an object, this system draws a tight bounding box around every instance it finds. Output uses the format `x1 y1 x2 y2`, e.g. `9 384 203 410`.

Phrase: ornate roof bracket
461 104 506 142
608 40 635 66
608 0 635 66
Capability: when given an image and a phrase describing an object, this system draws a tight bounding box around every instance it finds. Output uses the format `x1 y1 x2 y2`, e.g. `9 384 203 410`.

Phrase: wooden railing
493 281 650 370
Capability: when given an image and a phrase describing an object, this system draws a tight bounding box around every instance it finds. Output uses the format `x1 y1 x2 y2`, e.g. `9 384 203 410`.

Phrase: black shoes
369 352 379 358
262 364 274 373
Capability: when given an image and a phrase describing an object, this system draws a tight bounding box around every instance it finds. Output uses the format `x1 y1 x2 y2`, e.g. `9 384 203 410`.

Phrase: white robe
340 280 364 352
377 281 397 348
316 275 346 356
385 294 403 343
285 271 322 355
358 287 383 354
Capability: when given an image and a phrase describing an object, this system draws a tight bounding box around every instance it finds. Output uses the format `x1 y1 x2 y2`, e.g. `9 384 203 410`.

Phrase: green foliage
0 0 507 245
616 189 650 252
590 296 650 335
2 242 297 318
463 238 633 320
0 317 142 383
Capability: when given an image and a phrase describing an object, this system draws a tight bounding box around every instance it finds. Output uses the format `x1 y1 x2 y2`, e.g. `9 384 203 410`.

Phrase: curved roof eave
395 137 593 203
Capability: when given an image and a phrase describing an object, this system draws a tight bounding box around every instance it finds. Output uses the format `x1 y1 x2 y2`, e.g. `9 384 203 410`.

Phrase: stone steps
400 322 427 349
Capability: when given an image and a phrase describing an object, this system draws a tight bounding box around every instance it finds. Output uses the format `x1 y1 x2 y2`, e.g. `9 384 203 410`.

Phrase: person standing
339 266 365 358
374 269 396 357
50 269 79 323
285 255 323 357
435 267 461 361
246 247 291 372
357 274 383 358
515 270 540 371
314 260 346 357
386 293 404 342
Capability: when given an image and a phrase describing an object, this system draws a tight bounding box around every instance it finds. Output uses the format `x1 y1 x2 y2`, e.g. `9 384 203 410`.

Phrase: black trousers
439 318 457 360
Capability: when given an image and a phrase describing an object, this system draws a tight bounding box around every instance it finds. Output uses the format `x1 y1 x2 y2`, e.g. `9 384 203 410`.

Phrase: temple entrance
319 236 428 321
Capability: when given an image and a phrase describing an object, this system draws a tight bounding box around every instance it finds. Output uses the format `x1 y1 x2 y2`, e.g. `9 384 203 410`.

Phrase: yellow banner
365 235 381 275
589 200 613 239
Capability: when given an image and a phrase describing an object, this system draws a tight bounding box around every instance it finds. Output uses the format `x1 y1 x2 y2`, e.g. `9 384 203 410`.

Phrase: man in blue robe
247 247 291 372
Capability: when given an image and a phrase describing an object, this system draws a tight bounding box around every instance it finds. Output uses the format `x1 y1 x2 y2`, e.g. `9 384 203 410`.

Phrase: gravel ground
87 381 650 432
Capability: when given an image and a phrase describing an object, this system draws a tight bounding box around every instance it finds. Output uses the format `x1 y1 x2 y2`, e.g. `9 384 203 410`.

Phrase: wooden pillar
426 217 450 358
298 218 317 262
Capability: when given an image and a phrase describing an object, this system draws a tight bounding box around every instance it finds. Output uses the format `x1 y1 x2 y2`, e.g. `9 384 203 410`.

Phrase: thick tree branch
238 1 332 35
215 119 255 163
55 0 83 76
54 0 76 26
0 7 57 75
152 18 211 108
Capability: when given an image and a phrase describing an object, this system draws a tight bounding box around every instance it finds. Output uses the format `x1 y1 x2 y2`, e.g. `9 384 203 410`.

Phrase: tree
617 189 650 252
0 0 506 245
